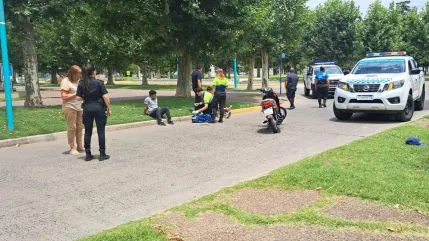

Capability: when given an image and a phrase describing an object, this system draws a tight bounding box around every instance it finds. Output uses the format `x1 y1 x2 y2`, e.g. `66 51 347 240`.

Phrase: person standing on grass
192 66 204 110
61 65 84 155
76 65 111 162
212 69 229 123
285 68 298 109
315 66 329 108
144 90 174 126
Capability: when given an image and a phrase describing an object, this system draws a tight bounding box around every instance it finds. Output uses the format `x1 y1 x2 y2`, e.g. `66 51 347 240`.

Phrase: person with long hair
61 65 84 155
212 68 229 123
76 65 111 161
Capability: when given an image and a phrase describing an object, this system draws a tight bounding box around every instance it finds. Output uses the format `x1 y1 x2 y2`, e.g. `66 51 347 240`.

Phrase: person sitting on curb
193 87 214 116
144 90 174 126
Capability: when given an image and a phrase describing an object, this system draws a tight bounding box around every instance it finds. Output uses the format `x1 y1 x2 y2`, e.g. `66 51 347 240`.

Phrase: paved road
0 87 428 241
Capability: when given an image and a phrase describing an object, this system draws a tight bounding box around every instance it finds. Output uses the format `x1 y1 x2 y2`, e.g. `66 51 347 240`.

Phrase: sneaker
168 120 174 125
158 122 166 126
70 149 80 156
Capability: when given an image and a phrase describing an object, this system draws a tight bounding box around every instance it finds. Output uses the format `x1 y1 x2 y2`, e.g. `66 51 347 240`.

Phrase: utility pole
0 0 14 131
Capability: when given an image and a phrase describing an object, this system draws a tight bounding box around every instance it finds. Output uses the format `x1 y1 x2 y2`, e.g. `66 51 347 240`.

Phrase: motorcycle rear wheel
269 118 281 133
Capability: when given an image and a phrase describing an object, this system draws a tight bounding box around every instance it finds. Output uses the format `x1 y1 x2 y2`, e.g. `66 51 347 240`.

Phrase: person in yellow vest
193 87 214 116
212 69 228 123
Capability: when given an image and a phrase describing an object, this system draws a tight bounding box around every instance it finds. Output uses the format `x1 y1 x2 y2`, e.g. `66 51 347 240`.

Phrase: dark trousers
213 92 226 120
83 105 107 152
317 86 328 105
194 90 202 110
149 107 171 123
286 87 296 107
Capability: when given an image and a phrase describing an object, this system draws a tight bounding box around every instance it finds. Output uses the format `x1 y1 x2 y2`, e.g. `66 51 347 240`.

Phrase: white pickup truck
304 61 344 98
334 52 425 122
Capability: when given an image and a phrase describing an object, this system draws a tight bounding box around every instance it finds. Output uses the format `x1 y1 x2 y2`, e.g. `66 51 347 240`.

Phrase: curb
0 106 260 149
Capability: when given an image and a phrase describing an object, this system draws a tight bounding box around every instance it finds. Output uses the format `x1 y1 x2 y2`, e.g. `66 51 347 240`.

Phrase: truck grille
329 79 340 92
353 84 380 93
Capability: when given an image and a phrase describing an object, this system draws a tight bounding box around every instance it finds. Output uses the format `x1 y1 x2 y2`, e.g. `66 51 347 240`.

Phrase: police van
334 52 425 122
304 61 344 98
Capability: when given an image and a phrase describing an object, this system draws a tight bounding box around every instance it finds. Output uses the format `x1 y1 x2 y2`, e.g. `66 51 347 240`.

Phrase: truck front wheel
333 103 353 120
396 94 414 122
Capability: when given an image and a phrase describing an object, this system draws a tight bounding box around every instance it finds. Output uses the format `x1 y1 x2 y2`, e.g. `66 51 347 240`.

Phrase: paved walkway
0 87 428 240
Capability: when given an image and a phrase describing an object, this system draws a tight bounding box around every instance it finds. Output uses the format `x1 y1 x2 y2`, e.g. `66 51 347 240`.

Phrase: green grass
106 84 177 91
0 97 255 140
79 219 167 241
240 123 429 212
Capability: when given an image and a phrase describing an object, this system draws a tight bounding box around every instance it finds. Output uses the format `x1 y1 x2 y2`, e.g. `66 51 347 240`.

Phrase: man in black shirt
285 68 298 109
192 66 203 110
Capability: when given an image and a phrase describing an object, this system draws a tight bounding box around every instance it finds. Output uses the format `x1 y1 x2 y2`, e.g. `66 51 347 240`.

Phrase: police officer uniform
76 77 109 161
315 68 329 108
286 70 299 109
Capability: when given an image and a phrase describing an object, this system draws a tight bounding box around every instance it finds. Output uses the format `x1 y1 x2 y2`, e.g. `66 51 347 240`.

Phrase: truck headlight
383 80 405 91
338 82 349 91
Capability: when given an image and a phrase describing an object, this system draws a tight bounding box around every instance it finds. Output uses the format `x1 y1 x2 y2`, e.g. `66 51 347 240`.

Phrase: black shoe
99 154 110 161
168 120 174 125
323 104 327 108
263 120 268 124
290 106 295 110
158 121 166 126
319 104 322 108
218 119 224 123
85 150 93 162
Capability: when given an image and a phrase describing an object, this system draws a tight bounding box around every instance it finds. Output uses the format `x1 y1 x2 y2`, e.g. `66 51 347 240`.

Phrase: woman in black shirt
76 65 111 161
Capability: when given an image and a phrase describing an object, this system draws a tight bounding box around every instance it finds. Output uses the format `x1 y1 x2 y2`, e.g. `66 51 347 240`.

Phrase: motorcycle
258 88 287 133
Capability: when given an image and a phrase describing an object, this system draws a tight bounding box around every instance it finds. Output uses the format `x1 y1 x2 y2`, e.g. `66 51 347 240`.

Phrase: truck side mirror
411 69 421 75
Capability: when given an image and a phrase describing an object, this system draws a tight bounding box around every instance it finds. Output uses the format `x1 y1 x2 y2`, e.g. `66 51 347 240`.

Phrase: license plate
263 108 274 116
357 95 374 101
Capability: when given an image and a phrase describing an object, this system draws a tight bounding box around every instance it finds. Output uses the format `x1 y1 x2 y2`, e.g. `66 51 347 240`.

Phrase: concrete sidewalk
0 87 428 241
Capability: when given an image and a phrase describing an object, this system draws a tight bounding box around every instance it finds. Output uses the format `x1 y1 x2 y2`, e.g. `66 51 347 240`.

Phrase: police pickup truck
304 61 344 98
334 52 425 122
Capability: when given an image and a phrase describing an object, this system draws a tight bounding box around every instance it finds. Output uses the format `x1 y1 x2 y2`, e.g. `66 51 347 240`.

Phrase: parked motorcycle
258 88 287 133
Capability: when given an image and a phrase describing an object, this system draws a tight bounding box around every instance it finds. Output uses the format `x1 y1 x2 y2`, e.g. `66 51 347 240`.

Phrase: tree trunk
107 68 114 85
141 63 149 85
261 48 269 88
22 16 43 107
176 48 192 97
51 69 57 85
137 65 142 81
247 54 255 91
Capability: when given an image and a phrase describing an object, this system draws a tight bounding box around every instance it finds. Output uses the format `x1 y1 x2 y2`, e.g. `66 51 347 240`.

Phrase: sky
307 0 428 13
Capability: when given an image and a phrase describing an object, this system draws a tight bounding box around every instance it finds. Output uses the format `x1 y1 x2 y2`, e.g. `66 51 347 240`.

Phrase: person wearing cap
212 69 229 123
315 66 330 108
285 68 298 109
144 90 174 126
193 87 214 115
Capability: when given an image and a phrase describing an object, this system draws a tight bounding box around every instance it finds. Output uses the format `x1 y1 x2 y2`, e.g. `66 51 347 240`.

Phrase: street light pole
0 0 14 131
233 56 238 89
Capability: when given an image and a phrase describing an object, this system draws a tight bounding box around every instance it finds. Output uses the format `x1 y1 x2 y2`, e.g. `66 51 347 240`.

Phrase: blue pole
279 58 282 95
233 57 238 89
0 0 14 131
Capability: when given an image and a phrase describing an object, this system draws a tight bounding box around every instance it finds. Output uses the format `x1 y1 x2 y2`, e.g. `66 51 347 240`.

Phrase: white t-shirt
144 97 158 113
60 77 82 111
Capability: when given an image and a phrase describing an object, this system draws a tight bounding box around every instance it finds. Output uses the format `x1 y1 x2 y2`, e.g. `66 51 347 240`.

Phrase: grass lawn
106 84 177 91
80 118 429 241
0 97 255 140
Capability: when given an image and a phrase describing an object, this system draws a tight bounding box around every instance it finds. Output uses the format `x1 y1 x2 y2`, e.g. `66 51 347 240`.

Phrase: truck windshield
313 66 343 75
352 59 405 74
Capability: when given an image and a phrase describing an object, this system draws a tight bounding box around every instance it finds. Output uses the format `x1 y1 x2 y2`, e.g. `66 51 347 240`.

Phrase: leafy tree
302 0 361 68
